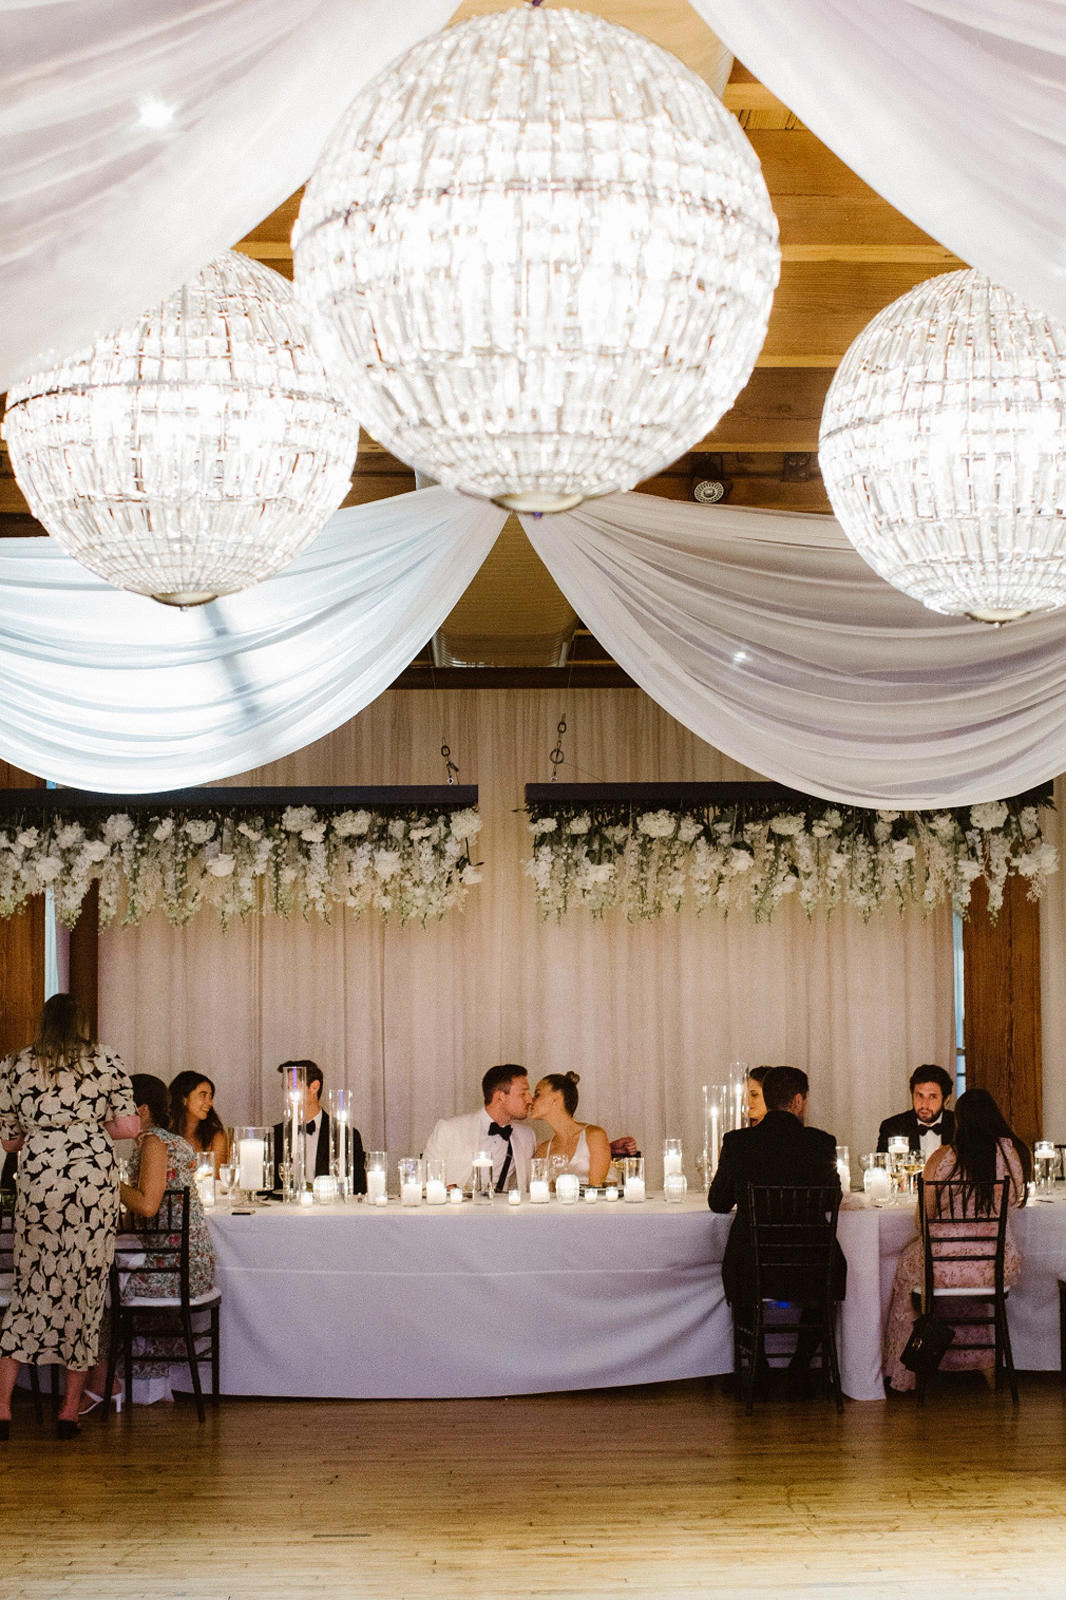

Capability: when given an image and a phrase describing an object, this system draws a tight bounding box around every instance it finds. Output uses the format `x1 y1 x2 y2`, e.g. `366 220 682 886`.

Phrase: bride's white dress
548 1128 590 1180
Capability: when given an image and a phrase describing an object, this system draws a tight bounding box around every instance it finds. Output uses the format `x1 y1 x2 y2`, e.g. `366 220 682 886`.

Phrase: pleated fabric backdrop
98 688 955 1164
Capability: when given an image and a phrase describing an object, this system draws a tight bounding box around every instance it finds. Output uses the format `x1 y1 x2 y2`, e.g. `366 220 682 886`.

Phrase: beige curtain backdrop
99 689 955 1165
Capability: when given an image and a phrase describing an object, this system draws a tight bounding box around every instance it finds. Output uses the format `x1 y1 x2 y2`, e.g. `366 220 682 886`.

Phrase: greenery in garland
524 796 1057 922
0 804 483 929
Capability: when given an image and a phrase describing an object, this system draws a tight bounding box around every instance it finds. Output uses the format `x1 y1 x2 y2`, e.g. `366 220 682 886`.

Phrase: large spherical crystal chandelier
293 7 779 513
3 251 359 606
820 269 1066 623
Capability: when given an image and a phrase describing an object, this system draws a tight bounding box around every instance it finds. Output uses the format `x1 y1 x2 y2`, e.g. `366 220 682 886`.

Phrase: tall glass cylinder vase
727 1062 749 1132
328 1088 356 1198
700 1084 729 1189
280 1062 309 1202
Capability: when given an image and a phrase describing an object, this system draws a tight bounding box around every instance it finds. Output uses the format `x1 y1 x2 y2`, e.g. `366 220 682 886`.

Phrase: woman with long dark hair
883 1087 1028 1392
168 1071 228 1170
0 994 139 1436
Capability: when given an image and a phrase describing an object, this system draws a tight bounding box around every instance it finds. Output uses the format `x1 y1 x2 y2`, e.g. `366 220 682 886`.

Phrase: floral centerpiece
524 796 1056 923
0 804 483 929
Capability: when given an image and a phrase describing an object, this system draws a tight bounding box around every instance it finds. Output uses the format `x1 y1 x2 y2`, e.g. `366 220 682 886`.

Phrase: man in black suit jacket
709 1065 846 1390
876 1064 955 1159
272 1060 367 1194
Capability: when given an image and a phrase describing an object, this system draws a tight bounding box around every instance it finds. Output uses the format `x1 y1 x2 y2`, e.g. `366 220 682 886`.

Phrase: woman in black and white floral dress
0 995 139 1436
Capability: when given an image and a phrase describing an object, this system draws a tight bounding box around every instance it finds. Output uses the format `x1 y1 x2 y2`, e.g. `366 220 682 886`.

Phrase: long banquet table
202 1192 1066 1403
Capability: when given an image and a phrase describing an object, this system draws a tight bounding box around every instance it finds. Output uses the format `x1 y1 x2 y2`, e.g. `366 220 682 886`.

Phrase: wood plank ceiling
0 2 965 685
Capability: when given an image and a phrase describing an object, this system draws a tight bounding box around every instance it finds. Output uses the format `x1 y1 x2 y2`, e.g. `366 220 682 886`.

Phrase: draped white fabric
691 0 1066 321
0 489 504 791
521 495 1066 808
1 0 453 387
98 689 954 1165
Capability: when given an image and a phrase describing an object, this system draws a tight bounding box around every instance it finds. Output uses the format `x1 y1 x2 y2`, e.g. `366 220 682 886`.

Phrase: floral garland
524 797 1057 922
0 804 483 929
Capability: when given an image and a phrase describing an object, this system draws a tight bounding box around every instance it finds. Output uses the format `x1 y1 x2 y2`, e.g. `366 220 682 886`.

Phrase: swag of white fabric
0 488 505 791
0 0 454 387
520 496 1066 809
690 0 1066 321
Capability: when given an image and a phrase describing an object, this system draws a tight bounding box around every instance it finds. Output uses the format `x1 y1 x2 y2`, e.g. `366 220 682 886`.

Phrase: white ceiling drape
0 0 453 388
0 488 504 792
6 490 1066 805
691 0 1066 320
521 495 1066 808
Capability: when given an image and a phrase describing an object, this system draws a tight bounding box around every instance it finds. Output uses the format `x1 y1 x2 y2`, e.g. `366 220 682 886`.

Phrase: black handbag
900 1312 956 1374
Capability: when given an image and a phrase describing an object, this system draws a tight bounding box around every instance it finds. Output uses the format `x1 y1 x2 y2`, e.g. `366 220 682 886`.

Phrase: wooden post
69 880 99 1040
0 761 45 1056
962 875 1043 1145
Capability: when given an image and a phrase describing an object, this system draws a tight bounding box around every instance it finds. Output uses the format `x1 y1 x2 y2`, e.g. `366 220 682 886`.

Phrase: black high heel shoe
56 1418 81 1441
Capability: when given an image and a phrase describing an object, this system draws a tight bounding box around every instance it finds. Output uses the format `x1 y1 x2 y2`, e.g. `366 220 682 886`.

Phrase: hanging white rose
449 808 483 842
282 805 317 832
970 801 1009 830
638 810 677 839
768 814 804 836
567 815 592 835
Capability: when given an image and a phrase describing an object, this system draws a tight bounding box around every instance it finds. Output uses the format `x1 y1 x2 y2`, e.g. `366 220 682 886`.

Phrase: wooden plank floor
3 1376 1066 1600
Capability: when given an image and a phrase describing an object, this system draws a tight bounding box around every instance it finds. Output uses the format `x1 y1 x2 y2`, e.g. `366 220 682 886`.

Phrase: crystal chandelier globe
820 268 1066 623
293 7 779 513
3 251 360 606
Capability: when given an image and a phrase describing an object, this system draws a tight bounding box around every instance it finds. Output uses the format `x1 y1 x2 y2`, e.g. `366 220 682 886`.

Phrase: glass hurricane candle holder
399 1158 422 1206
623 1156 646 1203
556 1173 580 1205
471 1149 494 1204
836 1145 851 1194
663 1138 683 1181
365 1150 388 1203
529 1157 550 1204
425 1160 448 1205
664 1173 688 1204
328 1088 356 1198
1034 1141 1057 1191
232 1127 274 1202
313 1174 339 1206
280 1062 309 1201
861 1153 892 1201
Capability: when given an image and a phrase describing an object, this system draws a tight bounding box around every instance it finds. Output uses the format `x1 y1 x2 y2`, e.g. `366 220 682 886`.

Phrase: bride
531 1072 612 1187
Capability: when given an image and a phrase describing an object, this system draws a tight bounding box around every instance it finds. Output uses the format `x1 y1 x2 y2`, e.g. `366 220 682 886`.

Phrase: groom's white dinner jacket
422 1107 537 1190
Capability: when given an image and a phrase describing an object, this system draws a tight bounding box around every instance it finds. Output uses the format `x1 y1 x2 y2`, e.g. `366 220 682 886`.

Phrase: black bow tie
304 1120 317 1135
918 1121 943 1137
488 1122 513 1141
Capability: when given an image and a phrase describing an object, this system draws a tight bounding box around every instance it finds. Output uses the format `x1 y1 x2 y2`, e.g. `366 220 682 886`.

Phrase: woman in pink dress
884 1088 1030 1393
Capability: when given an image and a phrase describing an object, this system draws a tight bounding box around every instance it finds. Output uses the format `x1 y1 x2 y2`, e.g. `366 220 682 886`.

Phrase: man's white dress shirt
422 1107 537 1190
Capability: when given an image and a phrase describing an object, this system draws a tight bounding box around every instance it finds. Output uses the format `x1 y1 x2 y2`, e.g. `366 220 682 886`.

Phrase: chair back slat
918 1177 1011 1306
747 1184 841 1304
116 1187 192 1301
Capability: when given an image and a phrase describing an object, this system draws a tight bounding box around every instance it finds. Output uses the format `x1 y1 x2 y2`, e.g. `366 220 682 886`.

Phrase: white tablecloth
201 1193 1066 1404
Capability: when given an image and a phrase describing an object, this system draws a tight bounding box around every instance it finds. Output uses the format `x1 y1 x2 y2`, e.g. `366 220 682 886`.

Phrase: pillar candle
238 1137 265 1192
624 1177 646 1203
529 1179 550 1203
426 1179 447 1205
401 1180 422 1206
663 1151 683 1178
366 1170 386 1202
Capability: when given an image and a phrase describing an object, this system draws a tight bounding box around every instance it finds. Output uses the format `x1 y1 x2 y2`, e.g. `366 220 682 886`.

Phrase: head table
192 1191 1066 1404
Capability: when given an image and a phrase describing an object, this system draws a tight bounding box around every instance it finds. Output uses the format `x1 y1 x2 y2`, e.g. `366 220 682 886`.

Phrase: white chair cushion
912 1284 1006 1298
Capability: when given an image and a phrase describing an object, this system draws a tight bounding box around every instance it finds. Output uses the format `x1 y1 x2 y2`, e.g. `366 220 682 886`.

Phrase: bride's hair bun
566 1070 580 1084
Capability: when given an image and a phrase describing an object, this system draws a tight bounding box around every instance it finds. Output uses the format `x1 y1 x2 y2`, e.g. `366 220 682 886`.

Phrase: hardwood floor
3 1376 1066 1600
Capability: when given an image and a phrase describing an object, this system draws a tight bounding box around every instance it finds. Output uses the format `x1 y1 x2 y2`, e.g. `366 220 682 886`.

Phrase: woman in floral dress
884 1089 1029 1393
0 995 139 1435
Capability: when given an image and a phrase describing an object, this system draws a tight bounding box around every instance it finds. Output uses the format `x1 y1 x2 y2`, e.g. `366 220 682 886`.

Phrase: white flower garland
525 799 1057 922
0 805 483 929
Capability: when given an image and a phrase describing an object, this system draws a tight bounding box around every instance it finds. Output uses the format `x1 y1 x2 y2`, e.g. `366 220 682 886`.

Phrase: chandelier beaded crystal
293 7 779 513
3 251 359 606
820 268 1066 623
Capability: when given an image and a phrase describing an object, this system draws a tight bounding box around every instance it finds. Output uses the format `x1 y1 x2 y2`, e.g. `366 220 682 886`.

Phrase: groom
423 1064 537 1191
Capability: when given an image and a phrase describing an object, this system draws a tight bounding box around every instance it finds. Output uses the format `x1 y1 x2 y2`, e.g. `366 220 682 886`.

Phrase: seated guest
169 1070 229 1171
423 1064 536 1191
747 1066 773 1126
84 1072 217 1413
531 1072 611 1187
877 1064 955 1159
272 1061 366 1193
883 1088 1029 1394
709 1065 846 1393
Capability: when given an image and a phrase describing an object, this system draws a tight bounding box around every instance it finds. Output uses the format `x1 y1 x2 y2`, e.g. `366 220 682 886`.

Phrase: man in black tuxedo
876 1065 954 1161
272 1060 367 1194
709 1065 845 1393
